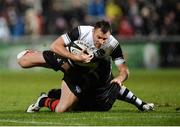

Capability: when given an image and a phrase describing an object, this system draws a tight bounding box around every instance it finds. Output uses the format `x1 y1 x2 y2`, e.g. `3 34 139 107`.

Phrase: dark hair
94 20 112 33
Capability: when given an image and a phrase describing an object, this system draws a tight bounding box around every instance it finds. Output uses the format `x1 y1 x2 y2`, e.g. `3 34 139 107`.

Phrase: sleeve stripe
78 26 81 40
114 58 125 65
112 42 119 51
61 34 70 45
65 33 71 43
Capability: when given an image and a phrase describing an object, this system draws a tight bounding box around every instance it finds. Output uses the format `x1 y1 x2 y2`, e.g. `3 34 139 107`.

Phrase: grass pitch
0 68 180 126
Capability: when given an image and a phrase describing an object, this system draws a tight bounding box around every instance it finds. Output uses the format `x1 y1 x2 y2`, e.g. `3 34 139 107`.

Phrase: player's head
93 20 111 48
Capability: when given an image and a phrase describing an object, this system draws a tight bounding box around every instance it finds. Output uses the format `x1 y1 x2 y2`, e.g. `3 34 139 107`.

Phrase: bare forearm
51 44 74 60
50 37 92 63
117 68 129 83
111 64 129 86
50 37 76 61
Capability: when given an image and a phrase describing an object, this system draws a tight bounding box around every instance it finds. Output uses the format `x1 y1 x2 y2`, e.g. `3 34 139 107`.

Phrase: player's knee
17 57 29 68
17 50 30 68
55 104 69 113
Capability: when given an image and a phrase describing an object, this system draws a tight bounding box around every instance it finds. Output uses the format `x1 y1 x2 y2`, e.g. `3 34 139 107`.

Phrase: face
93 28 111 48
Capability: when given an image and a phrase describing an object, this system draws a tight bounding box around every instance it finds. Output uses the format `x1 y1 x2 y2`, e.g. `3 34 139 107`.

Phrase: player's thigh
17 50 47 68
55 80 79 112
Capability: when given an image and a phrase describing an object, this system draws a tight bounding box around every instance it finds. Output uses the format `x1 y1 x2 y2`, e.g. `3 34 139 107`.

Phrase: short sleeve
61 27 80 45
111 44 125 65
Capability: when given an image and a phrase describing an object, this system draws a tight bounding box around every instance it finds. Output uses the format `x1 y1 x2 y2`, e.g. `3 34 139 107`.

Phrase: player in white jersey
17 20 154 113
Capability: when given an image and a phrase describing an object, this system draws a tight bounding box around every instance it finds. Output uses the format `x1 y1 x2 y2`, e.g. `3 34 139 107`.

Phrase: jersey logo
75 86 82 94
57 58 61 63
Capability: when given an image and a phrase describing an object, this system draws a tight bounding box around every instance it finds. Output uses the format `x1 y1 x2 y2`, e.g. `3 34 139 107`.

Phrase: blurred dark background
0 0 180 69
0 0 179 36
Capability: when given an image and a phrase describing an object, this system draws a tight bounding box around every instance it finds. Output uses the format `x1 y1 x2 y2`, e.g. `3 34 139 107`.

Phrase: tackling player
17 20 154 113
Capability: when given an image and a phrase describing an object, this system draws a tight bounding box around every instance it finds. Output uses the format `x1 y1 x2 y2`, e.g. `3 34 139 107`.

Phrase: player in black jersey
17 20 154 113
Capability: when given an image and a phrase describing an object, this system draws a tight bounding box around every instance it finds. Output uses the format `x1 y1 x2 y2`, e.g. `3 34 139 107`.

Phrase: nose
99 39 105 45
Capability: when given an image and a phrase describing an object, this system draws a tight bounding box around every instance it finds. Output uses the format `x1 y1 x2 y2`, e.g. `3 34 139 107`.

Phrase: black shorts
74 83 120 111
47 83 120 111
62 68 99 97
62 66 120 111
43 50 68 71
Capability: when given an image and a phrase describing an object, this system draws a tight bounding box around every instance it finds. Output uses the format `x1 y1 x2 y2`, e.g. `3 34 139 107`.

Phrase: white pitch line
0 119 85 126
0 115 179 125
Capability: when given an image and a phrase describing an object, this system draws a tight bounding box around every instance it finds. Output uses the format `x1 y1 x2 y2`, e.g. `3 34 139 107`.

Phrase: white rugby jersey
61 25 125 66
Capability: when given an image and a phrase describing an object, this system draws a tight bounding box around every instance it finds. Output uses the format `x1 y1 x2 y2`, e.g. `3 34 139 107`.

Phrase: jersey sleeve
110 41 125 65
108 35 125 65
61 27 80 45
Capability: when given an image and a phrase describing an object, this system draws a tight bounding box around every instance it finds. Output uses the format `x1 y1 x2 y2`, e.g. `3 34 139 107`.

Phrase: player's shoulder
78 25 93 34
107 35 119 48
79 25 93 29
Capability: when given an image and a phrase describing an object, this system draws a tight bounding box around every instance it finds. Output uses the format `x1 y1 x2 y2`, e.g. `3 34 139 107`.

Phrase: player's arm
111 63 129 86
50 37 76 60
50 28 92 63
110 43 129 86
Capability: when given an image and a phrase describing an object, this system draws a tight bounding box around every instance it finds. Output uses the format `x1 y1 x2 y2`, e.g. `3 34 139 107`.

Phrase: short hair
94 20 112 34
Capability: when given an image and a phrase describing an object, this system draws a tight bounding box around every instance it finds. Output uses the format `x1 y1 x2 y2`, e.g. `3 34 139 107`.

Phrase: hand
93 49 105 58
110 77 123 86
74 49 93 63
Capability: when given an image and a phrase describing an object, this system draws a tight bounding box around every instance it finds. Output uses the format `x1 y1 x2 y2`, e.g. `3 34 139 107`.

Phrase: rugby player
17 20 154 113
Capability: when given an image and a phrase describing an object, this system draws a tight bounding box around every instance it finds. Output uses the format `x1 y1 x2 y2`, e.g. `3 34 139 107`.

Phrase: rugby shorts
47 83 120 111
42 50 68 71
74 82 120 111
62 68 97 97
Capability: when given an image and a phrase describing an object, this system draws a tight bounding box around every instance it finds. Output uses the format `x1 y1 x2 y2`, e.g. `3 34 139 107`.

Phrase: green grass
0 68 180 126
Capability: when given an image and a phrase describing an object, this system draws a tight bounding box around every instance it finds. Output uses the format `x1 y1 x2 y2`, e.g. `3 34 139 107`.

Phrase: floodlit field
0 68 180 126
